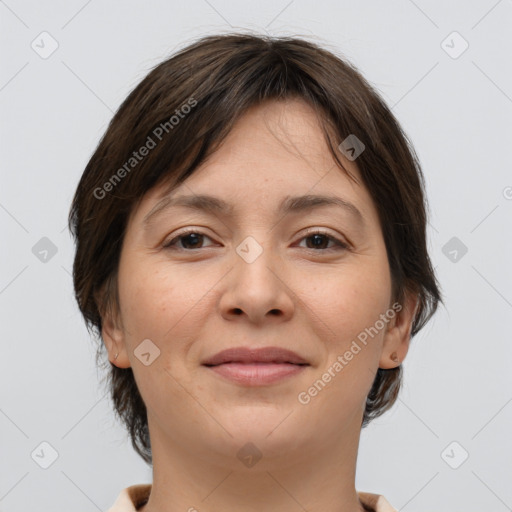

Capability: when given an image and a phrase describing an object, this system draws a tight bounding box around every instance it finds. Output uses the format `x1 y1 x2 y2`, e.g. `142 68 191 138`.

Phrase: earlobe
379 291 419 369
95 278 131 368
100 309 131 369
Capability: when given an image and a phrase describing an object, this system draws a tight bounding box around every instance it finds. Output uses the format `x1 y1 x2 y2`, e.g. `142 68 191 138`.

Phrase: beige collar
107 484 398 512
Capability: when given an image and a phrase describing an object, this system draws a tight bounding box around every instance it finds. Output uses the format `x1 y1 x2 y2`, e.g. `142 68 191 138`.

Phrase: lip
206 363 307 386
202 346 309 386
202 346 309 366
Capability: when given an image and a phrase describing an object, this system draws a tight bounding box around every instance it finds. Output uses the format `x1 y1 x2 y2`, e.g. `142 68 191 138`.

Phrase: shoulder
357 491 398 512
106 484 152 512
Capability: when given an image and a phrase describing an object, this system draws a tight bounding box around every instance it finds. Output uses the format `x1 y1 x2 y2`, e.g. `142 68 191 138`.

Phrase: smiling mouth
202 346 309 366
201 346 310 385
203 361 309 386
204 361 309 367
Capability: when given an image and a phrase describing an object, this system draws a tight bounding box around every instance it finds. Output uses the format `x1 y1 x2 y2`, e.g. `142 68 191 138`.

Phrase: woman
69 33 441 512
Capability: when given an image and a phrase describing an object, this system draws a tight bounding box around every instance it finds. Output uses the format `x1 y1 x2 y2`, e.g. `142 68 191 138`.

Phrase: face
103 98 415 469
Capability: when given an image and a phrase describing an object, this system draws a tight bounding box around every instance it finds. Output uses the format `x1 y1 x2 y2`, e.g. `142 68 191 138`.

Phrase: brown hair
68 32 442 465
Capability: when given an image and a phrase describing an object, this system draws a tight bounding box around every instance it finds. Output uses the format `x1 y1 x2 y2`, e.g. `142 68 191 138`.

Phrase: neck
140 415 367 512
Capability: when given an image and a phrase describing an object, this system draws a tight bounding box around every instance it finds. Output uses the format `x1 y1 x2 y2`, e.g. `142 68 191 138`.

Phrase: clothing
106 484 398 512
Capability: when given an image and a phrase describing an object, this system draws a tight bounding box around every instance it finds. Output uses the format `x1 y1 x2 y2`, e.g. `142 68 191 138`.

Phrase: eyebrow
143 193 365 227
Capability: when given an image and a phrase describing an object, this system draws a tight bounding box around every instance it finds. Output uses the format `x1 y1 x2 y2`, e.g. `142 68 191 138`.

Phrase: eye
163 229 216 250
162 228 349 252
296 230 349 251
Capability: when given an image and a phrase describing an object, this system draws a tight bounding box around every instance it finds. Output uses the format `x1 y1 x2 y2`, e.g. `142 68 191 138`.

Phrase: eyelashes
162 228 350 252
163 230 215 250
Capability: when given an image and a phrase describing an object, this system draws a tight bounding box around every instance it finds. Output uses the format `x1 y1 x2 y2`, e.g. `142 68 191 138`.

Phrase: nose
219 242 295 325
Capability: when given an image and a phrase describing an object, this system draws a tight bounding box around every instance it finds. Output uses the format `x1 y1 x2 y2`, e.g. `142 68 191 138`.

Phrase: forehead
210 98 344 175
130 98 378 227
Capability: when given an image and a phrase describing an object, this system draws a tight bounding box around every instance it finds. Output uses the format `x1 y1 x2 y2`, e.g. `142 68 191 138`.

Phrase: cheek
296 263 391 426
117 256 216 349
305 257 392 344
118 264 168 338
116 259 208 402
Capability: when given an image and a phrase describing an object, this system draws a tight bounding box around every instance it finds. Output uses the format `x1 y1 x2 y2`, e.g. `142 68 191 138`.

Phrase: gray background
1 1 511 511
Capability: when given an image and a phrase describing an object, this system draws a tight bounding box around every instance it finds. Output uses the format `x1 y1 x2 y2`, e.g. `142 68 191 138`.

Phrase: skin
102 98 418 512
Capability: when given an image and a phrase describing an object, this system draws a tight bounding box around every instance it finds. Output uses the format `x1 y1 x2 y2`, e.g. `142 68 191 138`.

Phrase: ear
379 289 419 369
95 283 131 369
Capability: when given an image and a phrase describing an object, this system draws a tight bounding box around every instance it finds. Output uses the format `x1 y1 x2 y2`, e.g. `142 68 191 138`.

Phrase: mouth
202 346 309 386
202 346 309 366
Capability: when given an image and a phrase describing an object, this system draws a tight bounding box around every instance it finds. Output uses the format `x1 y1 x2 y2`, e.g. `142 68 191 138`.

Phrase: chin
221 412 304 446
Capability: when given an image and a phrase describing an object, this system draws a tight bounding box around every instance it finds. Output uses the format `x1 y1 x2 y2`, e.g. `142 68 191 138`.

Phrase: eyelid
296 227 350 250
162 227 217 249
162 227 350 251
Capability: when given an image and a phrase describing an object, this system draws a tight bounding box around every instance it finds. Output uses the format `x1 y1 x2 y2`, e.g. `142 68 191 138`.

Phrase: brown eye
298 230 349 251
163 230 214 250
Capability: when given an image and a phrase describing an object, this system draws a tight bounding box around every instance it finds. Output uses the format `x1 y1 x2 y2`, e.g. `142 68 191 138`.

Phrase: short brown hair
68 32 442 465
